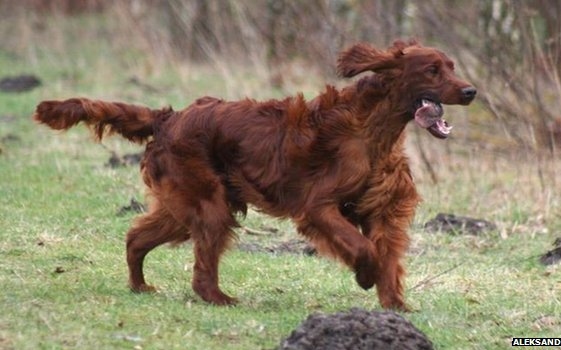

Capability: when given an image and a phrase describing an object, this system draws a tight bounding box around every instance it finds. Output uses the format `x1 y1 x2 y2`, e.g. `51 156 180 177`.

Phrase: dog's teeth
422 99 430 106
441 120 453 133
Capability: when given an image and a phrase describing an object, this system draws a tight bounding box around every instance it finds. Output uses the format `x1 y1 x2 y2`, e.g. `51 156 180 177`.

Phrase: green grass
2 15 561 349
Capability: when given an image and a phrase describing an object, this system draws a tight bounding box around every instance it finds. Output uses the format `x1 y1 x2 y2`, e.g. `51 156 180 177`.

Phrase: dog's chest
354 156 419 218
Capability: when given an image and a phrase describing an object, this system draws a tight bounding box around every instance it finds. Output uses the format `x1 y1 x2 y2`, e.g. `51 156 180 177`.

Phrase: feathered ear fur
336 40 418 78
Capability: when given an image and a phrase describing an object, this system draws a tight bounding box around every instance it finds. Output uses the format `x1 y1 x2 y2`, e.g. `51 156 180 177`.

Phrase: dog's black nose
461 86 477 101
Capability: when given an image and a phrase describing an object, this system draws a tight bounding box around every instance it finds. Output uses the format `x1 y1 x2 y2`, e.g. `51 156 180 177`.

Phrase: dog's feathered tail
33 98 170 144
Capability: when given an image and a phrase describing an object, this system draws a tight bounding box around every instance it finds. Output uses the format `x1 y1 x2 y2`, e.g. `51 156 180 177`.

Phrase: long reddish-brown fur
34 40 475 310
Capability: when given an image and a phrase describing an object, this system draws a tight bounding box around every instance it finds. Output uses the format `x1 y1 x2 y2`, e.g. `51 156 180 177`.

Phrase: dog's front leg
360 181 418 311
295 205 379 290
356 164 420 311
362 216 411 311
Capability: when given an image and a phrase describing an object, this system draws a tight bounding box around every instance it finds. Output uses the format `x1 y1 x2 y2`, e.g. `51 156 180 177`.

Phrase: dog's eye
426 66 439 76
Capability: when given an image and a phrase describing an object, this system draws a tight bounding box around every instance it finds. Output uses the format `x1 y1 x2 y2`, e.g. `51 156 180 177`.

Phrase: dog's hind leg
156 170 239 305
191 229 237 306
189 190 239 305
126 200 188 292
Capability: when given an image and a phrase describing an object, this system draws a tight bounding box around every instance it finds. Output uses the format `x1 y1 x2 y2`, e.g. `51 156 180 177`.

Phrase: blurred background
2 0 560 152
1 0 560 154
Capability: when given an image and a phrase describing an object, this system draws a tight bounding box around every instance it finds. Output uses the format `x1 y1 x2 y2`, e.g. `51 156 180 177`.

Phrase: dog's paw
380 298 411 312
193 282 238 306
130 283 158 293
354 252 377 290
209 295 239 306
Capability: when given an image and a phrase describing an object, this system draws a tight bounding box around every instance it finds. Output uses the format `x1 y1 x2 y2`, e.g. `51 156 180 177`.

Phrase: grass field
2 13 561 350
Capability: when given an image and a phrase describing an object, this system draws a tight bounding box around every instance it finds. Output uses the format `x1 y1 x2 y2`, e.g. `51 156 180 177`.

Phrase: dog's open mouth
414 99 452 139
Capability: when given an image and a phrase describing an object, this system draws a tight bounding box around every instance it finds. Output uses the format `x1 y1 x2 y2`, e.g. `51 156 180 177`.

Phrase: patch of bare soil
278 308 433 350
424 213 497 235
106 151 143 168
1 133 21 143
0 74 41 92
236 225 315 255
237 239 316 256
539 238 561 266
117 198 146 216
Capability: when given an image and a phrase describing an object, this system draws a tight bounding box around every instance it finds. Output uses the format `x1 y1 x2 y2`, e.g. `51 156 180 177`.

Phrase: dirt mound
278 308 433 350
424 213 496 235
0 75 41 92
540 238 561 266
117 198 146 216
106 152 143 168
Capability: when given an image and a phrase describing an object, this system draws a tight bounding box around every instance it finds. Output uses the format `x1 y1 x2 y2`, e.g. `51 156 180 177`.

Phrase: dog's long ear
337 43 401 78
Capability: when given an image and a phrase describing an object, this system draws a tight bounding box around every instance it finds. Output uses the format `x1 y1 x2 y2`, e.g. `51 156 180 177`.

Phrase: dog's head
337 40 476 139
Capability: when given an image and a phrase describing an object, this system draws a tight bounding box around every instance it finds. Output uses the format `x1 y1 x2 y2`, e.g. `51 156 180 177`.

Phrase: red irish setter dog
34 40 475 310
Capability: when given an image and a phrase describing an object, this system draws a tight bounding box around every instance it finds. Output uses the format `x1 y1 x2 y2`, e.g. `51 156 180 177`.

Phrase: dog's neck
339 75 411 157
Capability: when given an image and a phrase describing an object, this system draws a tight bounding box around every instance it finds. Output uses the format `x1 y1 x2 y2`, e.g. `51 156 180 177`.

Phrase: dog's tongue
414 99 452 139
